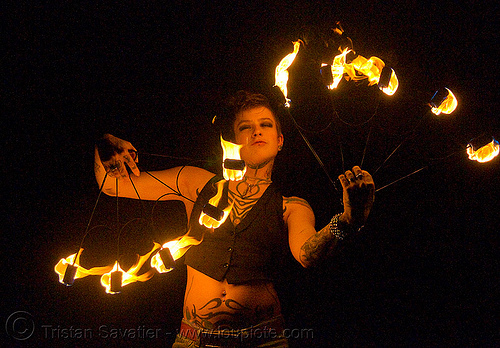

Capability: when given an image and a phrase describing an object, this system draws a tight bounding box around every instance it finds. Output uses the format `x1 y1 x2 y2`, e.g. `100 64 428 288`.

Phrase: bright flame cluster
274 40 399 107
55 235 204 294
326 48 399 95
55 245 157 294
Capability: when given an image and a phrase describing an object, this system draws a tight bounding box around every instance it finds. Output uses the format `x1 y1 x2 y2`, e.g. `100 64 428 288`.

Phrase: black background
3 1 499 347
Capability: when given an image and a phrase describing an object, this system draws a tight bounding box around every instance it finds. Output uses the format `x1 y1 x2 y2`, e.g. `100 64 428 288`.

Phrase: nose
252 126 262 137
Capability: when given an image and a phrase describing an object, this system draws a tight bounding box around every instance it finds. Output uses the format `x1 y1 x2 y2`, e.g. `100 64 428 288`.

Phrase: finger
360 171 375 199
115 149 132 177
352 166 364 180
123 153 140 177
128 149 139 163
344 170 356 183
124 142 138 159
118 160 128 177
361 170 374 186
338 174 349 189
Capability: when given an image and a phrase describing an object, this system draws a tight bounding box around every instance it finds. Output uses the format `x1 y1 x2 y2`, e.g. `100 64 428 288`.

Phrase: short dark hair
217 90 282 141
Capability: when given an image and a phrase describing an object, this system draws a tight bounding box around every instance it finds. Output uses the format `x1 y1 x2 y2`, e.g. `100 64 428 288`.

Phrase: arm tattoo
284 196 312 210
284 196 335 265
300 224 337 265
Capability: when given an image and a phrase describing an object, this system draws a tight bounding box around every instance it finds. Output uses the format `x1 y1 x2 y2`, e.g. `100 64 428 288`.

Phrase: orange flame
221 136 246 181
199 179 233 229
275 40 301 107
54 249 113 284
379 68 399 96
350 55 385 85
431 88 458 115
328 48 351 89
467 138 500 163
151 236 203 273
100 244 160 294
327 48 398 95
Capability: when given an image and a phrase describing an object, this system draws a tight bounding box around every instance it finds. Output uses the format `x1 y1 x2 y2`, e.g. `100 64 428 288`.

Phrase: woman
94 91 375 347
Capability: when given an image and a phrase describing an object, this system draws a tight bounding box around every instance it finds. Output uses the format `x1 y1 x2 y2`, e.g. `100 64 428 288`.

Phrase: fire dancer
94 90 375 347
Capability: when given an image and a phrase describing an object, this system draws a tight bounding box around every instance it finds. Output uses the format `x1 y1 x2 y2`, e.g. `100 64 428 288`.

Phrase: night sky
3 1 499 347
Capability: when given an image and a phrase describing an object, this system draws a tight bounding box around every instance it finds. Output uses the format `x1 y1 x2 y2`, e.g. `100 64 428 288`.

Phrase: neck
246 159 274 180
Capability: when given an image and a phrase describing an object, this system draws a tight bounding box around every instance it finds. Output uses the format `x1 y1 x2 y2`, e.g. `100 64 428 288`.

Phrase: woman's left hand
338 166 375 228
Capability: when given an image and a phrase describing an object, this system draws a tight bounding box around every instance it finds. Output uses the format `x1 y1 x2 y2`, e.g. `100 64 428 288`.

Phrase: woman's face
233 106 283 167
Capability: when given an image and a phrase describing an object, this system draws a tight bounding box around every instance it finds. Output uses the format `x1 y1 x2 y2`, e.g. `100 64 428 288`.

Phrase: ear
278 134 284 149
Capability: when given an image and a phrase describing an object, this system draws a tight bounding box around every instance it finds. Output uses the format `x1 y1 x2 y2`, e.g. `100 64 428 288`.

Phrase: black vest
184 177 287 284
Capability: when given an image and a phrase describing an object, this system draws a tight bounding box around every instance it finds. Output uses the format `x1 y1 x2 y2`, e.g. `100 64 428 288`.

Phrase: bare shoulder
282 196 313 220
177 166 217 198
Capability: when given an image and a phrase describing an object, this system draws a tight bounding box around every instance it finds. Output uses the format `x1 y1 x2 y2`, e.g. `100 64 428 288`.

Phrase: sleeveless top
184 176 287 284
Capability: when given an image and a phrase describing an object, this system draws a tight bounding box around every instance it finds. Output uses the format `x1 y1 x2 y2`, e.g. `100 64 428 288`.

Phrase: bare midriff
183 266 281 330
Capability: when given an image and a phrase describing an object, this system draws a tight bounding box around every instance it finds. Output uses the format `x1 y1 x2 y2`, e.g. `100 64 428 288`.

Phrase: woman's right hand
96 134 140 178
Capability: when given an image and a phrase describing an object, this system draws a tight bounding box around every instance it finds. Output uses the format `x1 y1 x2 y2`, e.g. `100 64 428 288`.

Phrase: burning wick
159 248 176 270
62 264 78 286
57 250 82 286
152 237 203 273
377 66 398 95
110 270 123 294
378 66 393 88
430 88 458 115
101 262 123 295
100 245 159 294
199 180 232 228
151 245 177 274
467 137 500 163
202 203 225 221
223 159 246 171
55 248 114 286
221 136 246 181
